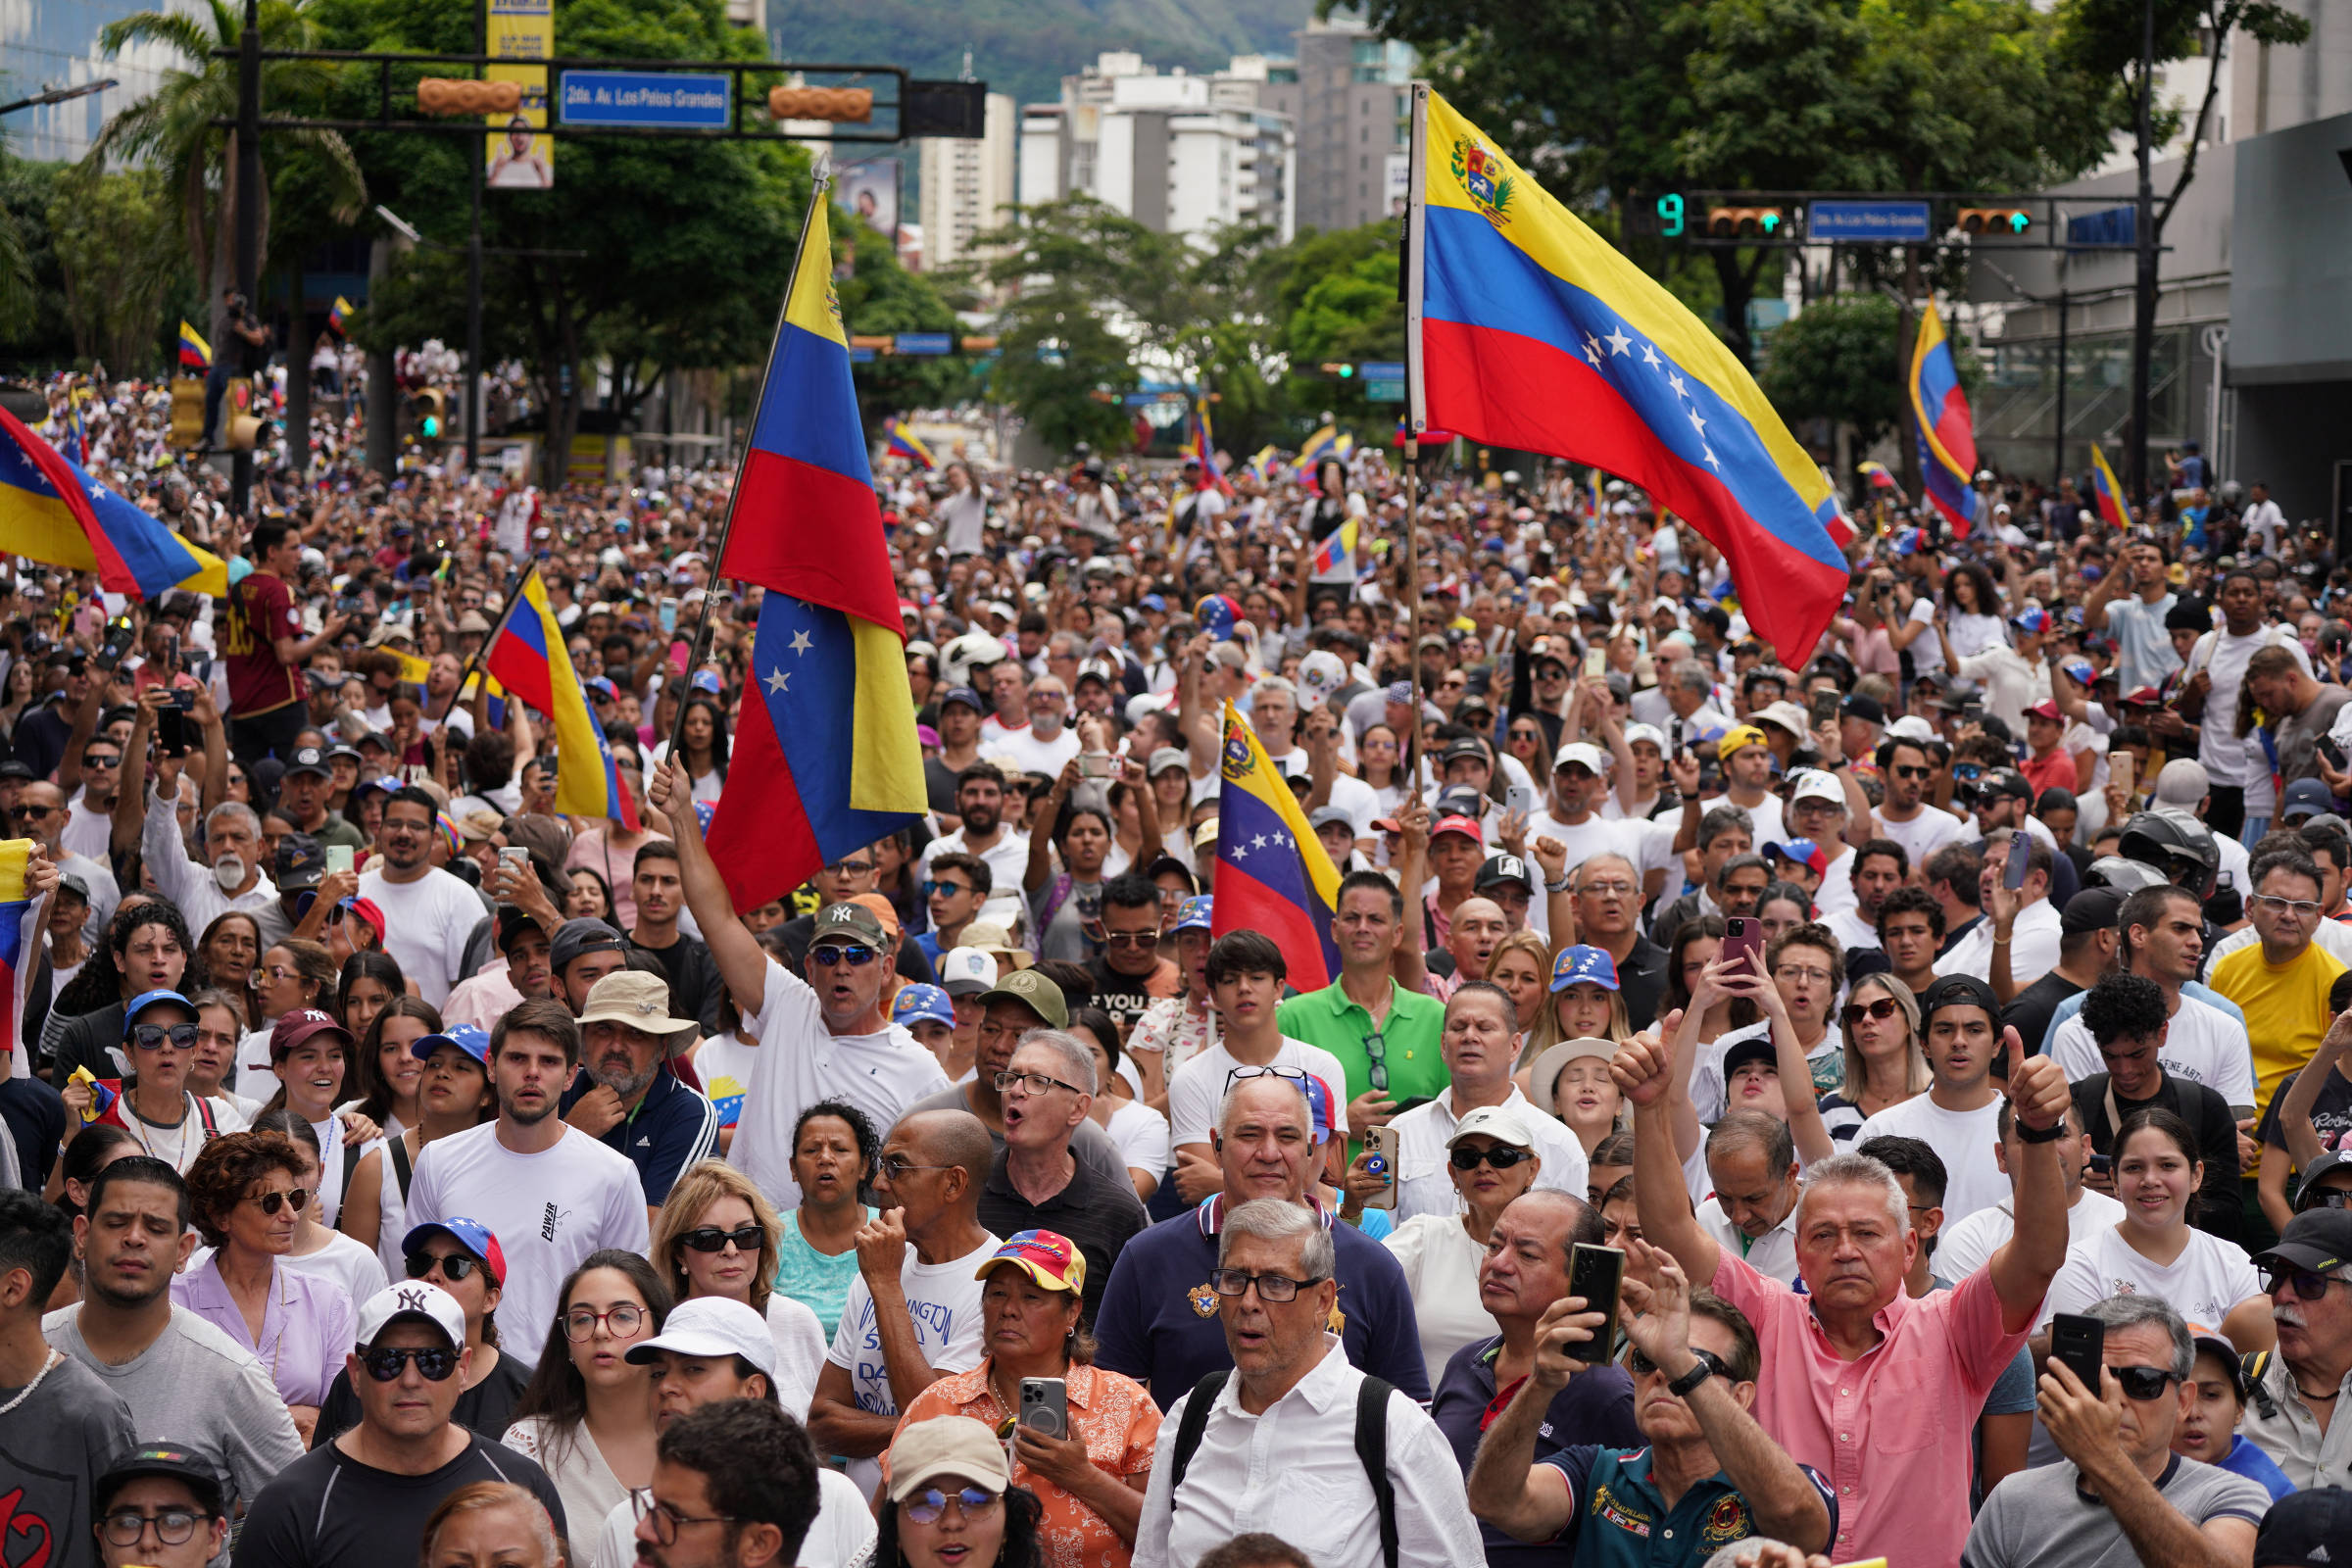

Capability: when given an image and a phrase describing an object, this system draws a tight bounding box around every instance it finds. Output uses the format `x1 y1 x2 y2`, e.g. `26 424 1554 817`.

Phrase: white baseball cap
1788 769 1845 807
623 1297 776 1376
356 1280 466 1350
938 948 1000 998
1623 722 1666 752
1447 1103 1535 1150
1887 715 1937 744
1553 741 1608 774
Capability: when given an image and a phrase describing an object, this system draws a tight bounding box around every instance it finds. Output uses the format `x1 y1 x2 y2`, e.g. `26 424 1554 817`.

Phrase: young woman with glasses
649 1159 827 1417
1816 974 1931 1146
505 1250 673 1540
874 1417 1048 1568
65 991 232 1174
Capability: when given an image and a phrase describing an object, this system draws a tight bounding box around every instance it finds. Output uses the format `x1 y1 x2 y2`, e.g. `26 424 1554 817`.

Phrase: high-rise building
918 91 1018 278
1251 14 1415 234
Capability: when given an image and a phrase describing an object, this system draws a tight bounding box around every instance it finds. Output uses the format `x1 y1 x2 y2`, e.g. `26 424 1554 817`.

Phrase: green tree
838 211 981 419
46 165 201 373
0 150 60 355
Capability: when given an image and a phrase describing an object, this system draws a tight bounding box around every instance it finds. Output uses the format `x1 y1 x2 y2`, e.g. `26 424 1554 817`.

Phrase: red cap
270 1006 351 1059
1432 814 1485 843
2025 699 2063 720
2121 686 2165 707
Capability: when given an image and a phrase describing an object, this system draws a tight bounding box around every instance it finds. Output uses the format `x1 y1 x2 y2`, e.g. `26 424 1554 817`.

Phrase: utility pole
2053 288 2070 490
233 0 261 517
466 0 485 477
2129 0 2157 506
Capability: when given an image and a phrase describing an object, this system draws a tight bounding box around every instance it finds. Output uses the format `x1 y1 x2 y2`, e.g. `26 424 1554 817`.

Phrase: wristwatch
2016 1118 2070 1144
1666 1358 1714 1398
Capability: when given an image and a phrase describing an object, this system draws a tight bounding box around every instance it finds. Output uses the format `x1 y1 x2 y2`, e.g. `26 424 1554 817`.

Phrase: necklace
126 1093 194 1171
0 1349 60 1417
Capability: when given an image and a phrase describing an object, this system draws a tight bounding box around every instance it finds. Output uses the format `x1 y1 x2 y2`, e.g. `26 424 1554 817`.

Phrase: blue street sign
1807 200 1933 242
893 333 952 356
1358 361 1405 379
558 72 731 129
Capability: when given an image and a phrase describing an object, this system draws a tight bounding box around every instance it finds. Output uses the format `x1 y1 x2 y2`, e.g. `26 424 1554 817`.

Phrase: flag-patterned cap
975 1229 1086 1295
1549 945 1621 994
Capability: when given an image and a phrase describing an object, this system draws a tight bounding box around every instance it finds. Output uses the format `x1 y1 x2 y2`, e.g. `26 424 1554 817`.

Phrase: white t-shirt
1102 1098 1171 1179
728 959 951 1212
765 1292 829 1421
2193 625 2309 802
279 1228 390 1305
1875 804 1967 871
2039 1223 2264 1335
938 488 988 556
1166 1036 1352 1148
1822 905 1881 954
2046 995 2258 1109
1850 1093 2010 1223
982 718 1082 781
404 1121 653 1366
826 1233 999 1499
357 866 485 1005
920 827 1032 906
1524 810 1636 881
1935 1187 2127 1282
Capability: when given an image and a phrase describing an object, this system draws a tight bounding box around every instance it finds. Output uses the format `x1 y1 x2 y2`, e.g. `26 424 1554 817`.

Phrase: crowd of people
0 371 2348 1568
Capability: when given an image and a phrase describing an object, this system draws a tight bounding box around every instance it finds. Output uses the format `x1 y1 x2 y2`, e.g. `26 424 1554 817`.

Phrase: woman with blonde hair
1513 945 1630 1100
1817 971 1932 1147
1485 930 1552 1054
648 1159 826 1416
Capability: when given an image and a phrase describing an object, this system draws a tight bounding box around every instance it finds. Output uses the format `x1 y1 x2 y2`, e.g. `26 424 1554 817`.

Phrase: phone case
1566 1244 1625 1363
1362 1125 1399 1210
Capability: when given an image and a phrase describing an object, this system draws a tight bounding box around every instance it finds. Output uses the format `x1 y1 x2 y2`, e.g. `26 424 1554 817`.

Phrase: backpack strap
1354 1376 1399 1568
338 1131 363 1206
1166 1371 1229 1495
191 1094 218 1139
2242 1350 2279 1422
388 1132 416 1203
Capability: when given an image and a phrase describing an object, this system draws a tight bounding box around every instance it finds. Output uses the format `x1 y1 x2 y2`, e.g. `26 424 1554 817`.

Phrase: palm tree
88 0 365 343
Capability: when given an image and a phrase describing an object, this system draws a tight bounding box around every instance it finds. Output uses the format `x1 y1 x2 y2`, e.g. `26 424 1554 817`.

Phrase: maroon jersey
224 570 303 715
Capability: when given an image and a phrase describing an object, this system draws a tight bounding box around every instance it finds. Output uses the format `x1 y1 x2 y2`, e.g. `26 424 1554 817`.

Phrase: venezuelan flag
485 568 640 831
1860 461 1898 490
1246 445 1279 483
705 183 925 913
0 405 227 601
1310 517 1360 580
1184 397 1232 496
328 296 354 336
0 839 30 1068
887 419 934 468
1408 89 1846 666
1298 424 1342 470
1908 297 1978 536
2089 443 2130 528
178 320 212 370
1212 702 1343 990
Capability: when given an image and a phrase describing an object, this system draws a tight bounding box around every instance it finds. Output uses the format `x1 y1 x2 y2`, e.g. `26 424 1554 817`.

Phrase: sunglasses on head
361 1345 460 1382
678 1224 763 1254
808 945 879 967
1840 998 1899 1028
1449 1144 1534 1171
404 1251 484 1282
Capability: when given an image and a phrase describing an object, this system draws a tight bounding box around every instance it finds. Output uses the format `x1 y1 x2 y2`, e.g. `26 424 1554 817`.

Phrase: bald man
1433 895 1509 1001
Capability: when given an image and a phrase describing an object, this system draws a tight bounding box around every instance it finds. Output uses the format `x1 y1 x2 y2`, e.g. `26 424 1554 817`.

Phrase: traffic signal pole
466 0 484 478
2129 0 2158 505
233 0 261 517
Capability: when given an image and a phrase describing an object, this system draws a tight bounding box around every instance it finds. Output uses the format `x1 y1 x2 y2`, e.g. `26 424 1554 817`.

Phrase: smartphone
1810 688 1840 726
1078 751 1113 780
2048 1311 2106 1394
95 615 136 673
325 845 356 877
2112 751 2134 803
659 597 678 633
2003 836 2032 890
2087 1152 2114 1176
2322 737 2348 771
1505 782 1538 819
158 710 192 757
1583 646 1607 680
1018 1377 1069 1441
1566 1243 1627 1364
497 845 531 883
1362 1125 1399 1210
1723 915 1764 977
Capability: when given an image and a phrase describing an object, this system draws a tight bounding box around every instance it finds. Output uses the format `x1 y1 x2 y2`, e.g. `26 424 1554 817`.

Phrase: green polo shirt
1276 976 1449 1140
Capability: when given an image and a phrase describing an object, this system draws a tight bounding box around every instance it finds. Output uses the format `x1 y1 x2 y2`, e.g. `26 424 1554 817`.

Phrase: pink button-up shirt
1709 1250 2029 1568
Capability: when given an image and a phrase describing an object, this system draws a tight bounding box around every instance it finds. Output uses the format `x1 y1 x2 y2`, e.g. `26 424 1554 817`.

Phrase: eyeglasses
1627 1345 1728 1383
1840 998 1899 1028
808 945 880 967
2107 1364 2182 1402
257 964 302 984
995 1069 1083 1096
2264 1263 2349 1301
361 1345 461 1382
921 879 972 899
677 1224 763 1254
1893 764 1935 781
405 1251 484 1282
100 1509 212 1547
1209 1267 1326 1302
2299 1189 2352 1212
1776 966 1834 985
877 1155 955 1181
131 1022 199 1053
1450 1144 1534 1171
564 1304 648 1341
632 1489 740 1544
2253 894 2326 917
1225 1064 1309 1092
1581 880 1637 899
902 1488 1003 1526
244 1188 311 1216
1362 1029 1389 1093
829 860 876 876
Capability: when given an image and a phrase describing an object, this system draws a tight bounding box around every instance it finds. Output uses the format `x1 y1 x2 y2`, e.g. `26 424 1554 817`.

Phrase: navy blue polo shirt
1539 1446 1837 1568
558 1063 718 1207
1092 1195 1430 1409
1430 1337 1641 1568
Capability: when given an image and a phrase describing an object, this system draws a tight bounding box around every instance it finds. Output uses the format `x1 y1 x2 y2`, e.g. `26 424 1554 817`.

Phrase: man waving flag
705 182 925 913
1212 702 1343 991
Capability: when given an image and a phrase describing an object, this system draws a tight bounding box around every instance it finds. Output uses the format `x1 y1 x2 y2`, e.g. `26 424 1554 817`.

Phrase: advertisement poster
486 0 554 189
838 158 899 241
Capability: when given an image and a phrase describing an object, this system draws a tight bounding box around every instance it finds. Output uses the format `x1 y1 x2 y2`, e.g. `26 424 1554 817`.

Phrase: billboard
486 0 554 189
838 158 900 242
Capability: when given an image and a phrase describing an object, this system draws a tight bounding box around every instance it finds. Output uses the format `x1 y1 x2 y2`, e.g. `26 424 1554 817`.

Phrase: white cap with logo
356 1280 466 1349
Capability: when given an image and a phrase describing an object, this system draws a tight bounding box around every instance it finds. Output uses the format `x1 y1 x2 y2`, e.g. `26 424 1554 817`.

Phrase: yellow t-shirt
2210 939 2346 1123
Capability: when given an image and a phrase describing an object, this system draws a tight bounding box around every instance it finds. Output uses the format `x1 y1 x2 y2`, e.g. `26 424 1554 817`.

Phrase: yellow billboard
486 0 554 189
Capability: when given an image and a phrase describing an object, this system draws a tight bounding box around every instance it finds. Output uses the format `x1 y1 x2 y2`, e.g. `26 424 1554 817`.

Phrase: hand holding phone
1722 915 1764 976
1566 1244 1626 1364
2047 1311 2106 1394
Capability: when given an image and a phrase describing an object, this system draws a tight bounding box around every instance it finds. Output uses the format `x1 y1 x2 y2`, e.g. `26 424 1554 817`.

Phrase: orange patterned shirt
885 1359 1161 1568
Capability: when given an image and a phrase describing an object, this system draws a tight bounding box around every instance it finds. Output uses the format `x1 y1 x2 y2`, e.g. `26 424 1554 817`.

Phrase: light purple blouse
171 1253 357 1408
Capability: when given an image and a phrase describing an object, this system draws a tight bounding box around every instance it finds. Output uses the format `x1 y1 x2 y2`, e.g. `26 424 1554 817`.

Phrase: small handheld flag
178 321 212 370
328 297 354 336
1908 296 1978 537
0 839 33 1070
1211 704 1343 991
484 568 641 831
1859 461 1898 491
1309 517 1361 580
886 420 934 468
2088 444 2130 528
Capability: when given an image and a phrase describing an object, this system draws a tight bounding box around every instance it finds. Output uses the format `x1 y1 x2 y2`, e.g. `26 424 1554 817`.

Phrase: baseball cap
2119 685 2166 708
275 832 325 892
1753 701 1811 739
1476 854 1531 893
2012 607 2051 634
1919 974 2001 1024
270 1006 350 1059
1298 1071 1340 1144
124 989 194 1030
355 1280 466 1350
623 1296 777 1376
2060 885 2129 937
2251 1207 2352 1277
2252 1482 2352 1567
1432 813 1485 844
1887 714 1937 743
1172 895 1214 933
94 1441 224 1518
978 968 1068 1030
551 917 627 973
1717 724 1769 761
2024 699 2063 721
1553 741 1607 774
974 1229 1086 1295
891 984 956 1029
2280 777 2333 823
1983 769 2034 802
2293 1149 2352 1210
1448 1103 1534 1150
1309 805 1355 833
400 1216 507 1285
938 686 986 715
585 676 620 702
1764 838 1830 875
1623 721 1667 753
1549 945 1620 993
884 1416 1011 1504
1440 736 1489 767
579 971 696 1036
409 1023 491 1067
285 745 331 779
341 897 387 945
1148 747 1191 777
959 920 1030 972
2188 1333 2250 1399
1840 693 1886 726
1528 1038 1619 1116
808 901 888 951
1788 769 1844 807
936 948 999 998
2155 757 2212 807
1722 1035 1779 1081
848 892 903 939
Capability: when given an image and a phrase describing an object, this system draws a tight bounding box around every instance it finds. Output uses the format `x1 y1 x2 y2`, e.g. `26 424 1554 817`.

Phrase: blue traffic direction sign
1807 200 1933 242
558 72 731 128
893 333 952 357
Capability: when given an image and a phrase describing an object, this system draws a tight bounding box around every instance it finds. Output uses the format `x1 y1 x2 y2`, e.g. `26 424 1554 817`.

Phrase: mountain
768 0 1320 114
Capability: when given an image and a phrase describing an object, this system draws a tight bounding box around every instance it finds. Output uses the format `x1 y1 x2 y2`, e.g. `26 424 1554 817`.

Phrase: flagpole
667 156 833 763
1401 82 1431 797
436 560 536 728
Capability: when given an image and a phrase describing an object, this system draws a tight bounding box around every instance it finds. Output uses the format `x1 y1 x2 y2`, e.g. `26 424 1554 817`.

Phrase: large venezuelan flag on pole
0 839 40 1073
0 406 227 601
705 181 925 913
485 568 640 831
1211 702 1343 992
1908 296 1979 536
2088 443 2131 528
1407 88 1850 666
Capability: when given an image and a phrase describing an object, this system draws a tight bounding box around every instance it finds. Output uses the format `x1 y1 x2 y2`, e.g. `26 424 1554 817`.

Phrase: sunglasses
1892 764 1935 781
903 1488 1002 1526
131 1022 199 1052
361 1346 461 1383
2264 1263 2349 1300
405 1251 485 1282
1627 1345 1728 1383
2299 1189 2352 1211
920 879 971 898
1450 1144 1535 1171
1840 998 1899 1028
245 1188 311 1216
2106 1364 2181 1402
677 1224 763 1254
7 804 51 820
808 945 879 967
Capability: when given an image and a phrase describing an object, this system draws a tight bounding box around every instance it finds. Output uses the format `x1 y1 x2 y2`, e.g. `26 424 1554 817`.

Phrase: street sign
1358 362 1405 380
558 71 731 129
893 332 952 356
1807 200 1932 242
1365 379 1404 403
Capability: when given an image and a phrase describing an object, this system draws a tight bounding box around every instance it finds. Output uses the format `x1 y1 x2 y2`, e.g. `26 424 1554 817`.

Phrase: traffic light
1705 206 1788 239
221 379 262 452
1958 207 2034 236
416 77 521 117
411 388 446 440
767 86 872 122
169 379 206 450
1321 363 1356 379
